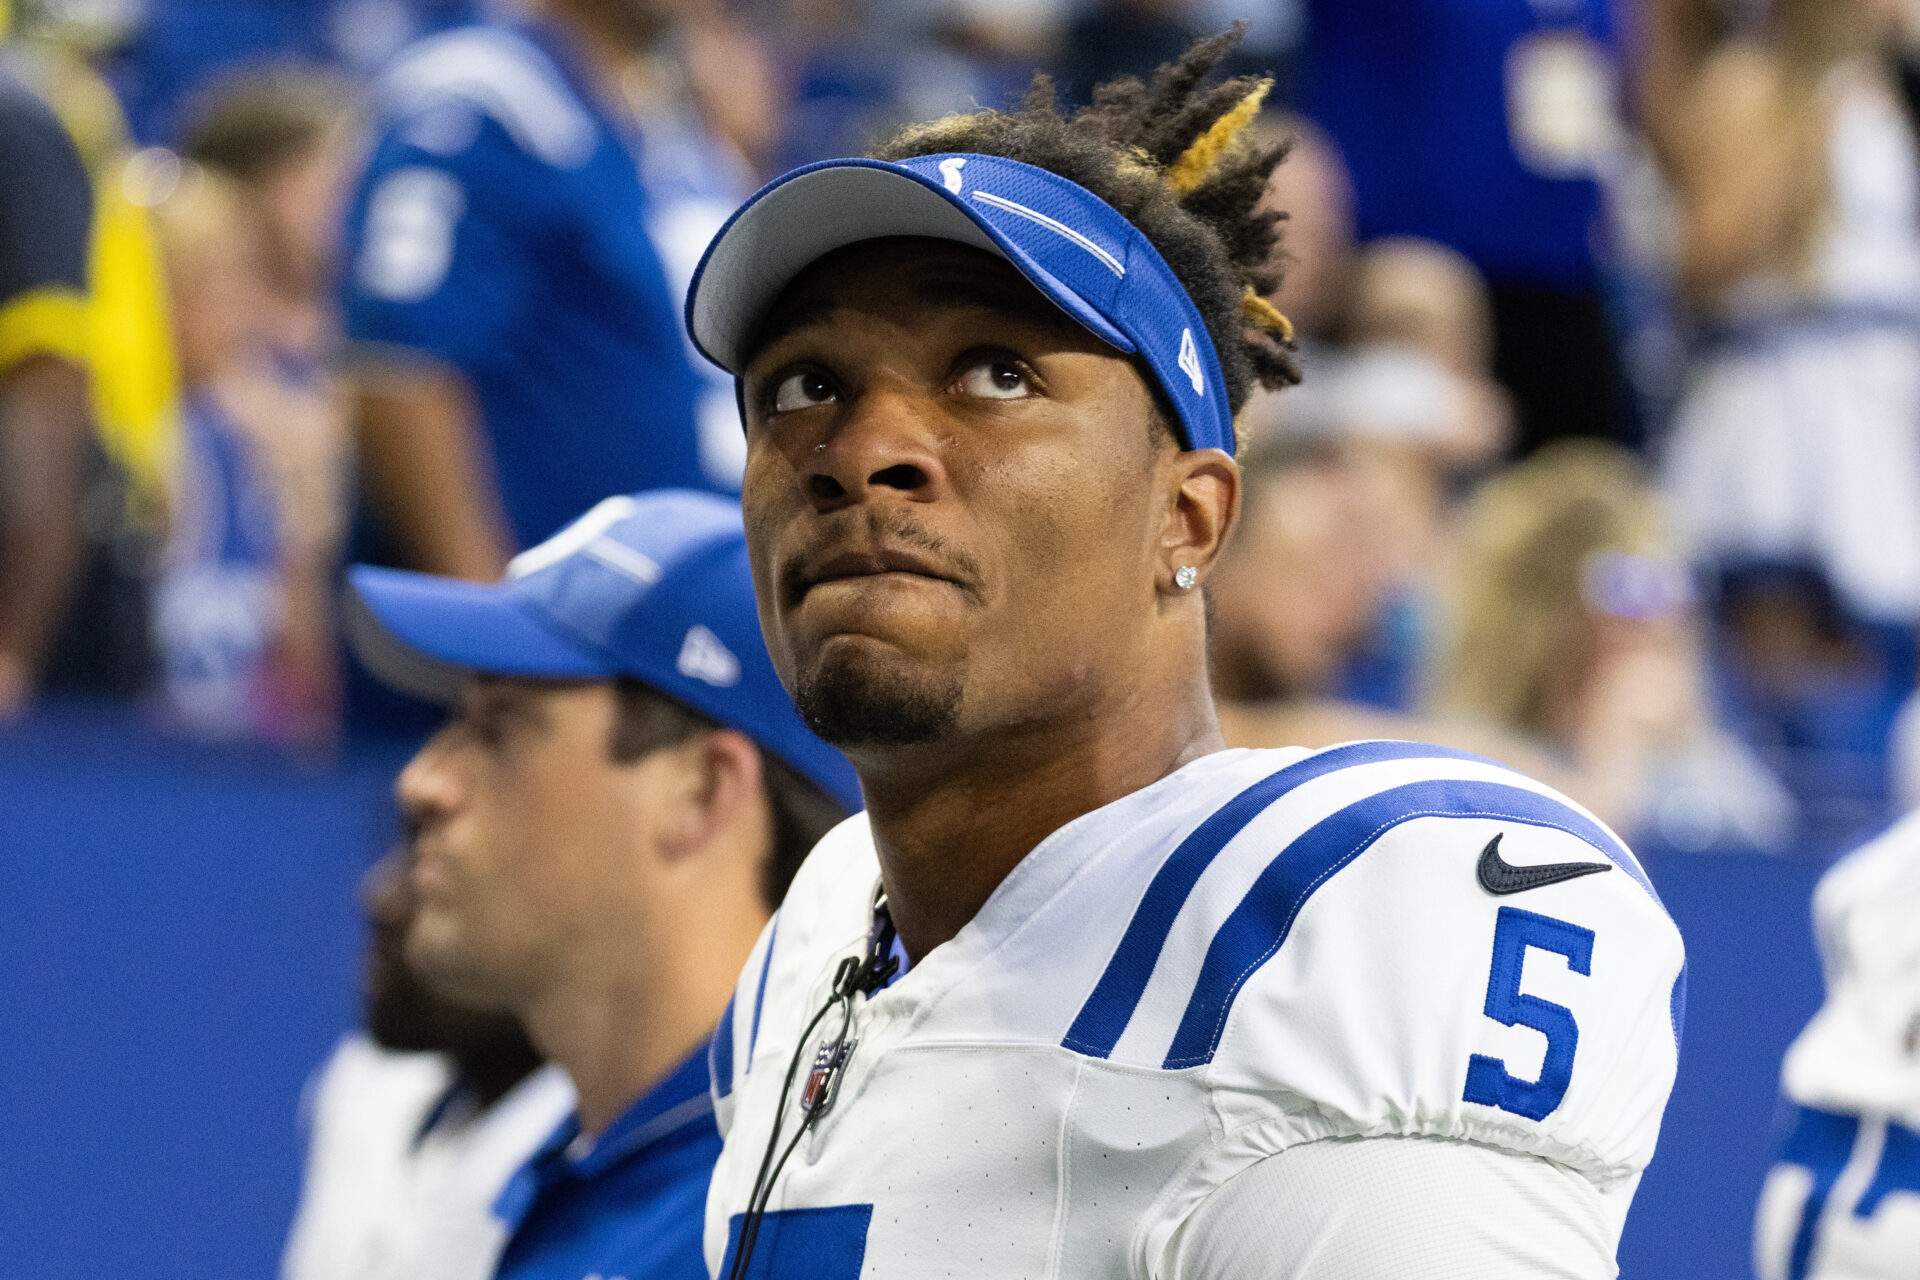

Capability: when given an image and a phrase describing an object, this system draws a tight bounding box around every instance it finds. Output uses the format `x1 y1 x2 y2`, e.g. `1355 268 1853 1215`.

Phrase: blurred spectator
1650 0 1920 631
1249 114 1353 360
1210 440 1390 706
1435 440 1795 851
283 847 573 1280
182 66 359 371
2 19 179 704
1299 0 1632 453
761 0 1008 171
103 0 481 143
150 165 348 746
0 71 94 715
1245 232 1510 710
1211 438 1575 799
340 1 750 585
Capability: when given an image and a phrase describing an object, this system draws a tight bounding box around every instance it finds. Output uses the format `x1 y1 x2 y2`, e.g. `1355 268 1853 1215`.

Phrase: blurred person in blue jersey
1299 0 1632 454
343 489 859 1280
1754 808 1920 1280
0 70 95 715
282 844 573 1280
340 0 753 586
106 0 481 143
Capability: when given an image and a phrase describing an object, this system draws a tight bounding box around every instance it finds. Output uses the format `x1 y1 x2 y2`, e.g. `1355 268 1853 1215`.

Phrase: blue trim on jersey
1779 1104 1863 1280
1855 1119 1920 1218
711 996 735 1100
720 1205 872 1279
748 913 780 1067
1163 777 1657 1070
1064 742 1506 1058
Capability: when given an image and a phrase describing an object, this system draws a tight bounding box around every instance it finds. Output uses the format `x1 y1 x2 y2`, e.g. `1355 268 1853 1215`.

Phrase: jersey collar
494 1045 716 1229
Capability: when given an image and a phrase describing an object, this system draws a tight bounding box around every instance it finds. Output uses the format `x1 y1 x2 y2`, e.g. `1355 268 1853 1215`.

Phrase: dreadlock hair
870 26 1301 450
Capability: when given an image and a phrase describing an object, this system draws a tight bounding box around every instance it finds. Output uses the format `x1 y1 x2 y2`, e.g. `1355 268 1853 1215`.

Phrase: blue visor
346 490 862 814
685 153 1237 456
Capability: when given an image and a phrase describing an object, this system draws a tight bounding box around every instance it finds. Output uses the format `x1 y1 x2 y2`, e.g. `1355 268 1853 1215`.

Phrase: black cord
726 895 901 1280
726 959 858 1280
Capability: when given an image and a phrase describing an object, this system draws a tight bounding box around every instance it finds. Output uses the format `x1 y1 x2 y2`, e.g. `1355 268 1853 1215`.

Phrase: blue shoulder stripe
710 994 736 1099
1162 777 1660 1069
1062 740 1507 1059
748 913 779 1064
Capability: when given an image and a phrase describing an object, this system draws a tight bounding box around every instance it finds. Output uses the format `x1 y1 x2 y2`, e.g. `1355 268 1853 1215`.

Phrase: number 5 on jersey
1464 906 1595 1122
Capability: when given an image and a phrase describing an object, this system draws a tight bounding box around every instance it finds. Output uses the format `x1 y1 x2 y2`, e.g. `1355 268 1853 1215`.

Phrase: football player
689 32 1686 1279
1755 809 1920 1279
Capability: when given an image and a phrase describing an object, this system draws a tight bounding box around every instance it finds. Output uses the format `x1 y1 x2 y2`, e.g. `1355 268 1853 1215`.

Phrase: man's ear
1157 447 1241 597
654 729 764 862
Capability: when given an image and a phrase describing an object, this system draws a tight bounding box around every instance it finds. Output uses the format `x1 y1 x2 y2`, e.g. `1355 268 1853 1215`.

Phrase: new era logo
939 157 967 194
1177 328 1205 396
677 625 740 687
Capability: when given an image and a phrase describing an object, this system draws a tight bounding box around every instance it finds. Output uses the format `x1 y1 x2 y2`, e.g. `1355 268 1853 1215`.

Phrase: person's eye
951 357 1033 400
770 369 839 413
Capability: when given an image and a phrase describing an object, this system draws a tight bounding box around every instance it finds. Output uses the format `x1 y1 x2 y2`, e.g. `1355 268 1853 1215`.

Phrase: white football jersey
1756 811 1920 1280
282 1035 576 1280
704 742 1685 1279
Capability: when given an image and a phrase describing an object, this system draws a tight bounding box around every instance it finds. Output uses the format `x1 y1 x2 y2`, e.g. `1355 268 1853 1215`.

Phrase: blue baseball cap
685 153 1236 456
345 489 863 814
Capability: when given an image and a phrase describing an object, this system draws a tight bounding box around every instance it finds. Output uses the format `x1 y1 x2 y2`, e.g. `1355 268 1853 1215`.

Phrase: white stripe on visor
971 191 1126 278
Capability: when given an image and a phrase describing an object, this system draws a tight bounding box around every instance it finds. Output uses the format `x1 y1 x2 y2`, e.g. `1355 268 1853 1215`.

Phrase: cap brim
345 566 609 704
688 160 1134 373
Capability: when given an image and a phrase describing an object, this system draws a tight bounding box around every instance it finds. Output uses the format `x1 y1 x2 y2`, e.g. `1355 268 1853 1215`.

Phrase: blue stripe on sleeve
748 913 780 1067
1855 1119 1920 1219
1778 1105 1863 1280
711 994 736 1100
1061 741 1509 1059
1163 777 1661 1070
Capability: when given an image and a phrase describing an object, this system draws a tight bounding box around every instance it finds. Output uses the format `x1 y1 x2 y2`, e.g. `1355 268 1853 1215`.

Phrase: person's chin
791 638 963 749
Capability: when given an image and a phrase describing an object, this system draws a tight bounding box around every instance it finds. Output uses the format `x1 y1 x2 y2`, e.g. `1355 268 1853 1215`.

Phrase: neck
858 657 1223 964
517 888 762 1136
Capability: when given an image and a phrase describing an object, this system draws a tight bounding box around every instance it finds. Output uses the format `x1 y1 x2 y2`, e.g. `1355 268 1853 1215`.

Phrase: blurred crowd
6 0 1920 859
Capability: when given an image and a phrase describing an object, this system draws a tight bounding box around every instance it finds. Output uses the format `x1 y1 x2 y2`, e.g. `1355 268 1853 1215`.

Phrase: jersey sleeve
1779 811 1920 1119
0 81 91 370
339 101 545 372
1162 1134 1616 1280
1134 760 1684 1271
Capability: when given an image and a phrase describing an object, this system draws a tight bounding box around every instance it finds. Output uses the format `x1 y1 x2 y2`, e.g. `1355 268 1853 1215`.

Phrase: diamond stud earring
1174 565 1198 591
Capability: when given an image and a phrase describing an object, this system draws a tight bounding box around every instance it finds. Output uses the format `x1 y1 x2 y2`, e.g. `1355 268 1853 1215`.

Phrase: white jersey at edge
704 741 1686 1279
1756 809 1920 1280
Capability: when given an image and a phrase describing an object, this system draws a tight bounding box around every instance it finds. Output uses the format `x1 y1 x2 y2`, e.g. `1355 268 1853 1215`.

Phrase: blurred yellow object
4 37 179 523
0 286 88 367
88 165 180 522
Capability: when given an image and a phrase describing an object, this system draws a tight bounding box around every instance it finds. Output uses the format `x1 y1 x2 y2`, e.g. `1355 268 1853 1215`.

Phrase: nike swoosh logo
1476 832 1612 895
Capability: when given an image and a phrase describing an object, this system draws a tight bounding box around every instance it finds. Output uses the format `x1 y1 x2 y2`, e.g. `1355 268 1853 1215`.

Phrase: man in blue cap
688 32 1682 1280
343 488 859 1280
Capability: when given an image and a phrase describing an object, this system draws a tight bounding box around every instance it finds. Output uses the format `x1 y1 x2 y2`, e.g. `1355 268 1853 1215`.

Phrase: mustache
782 508 984 601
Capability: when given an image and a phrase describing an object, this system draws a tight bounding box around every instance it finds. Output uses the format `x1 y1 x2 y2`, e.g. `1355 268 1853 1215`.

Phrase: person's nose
394 730 462 835
802 385 951 514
